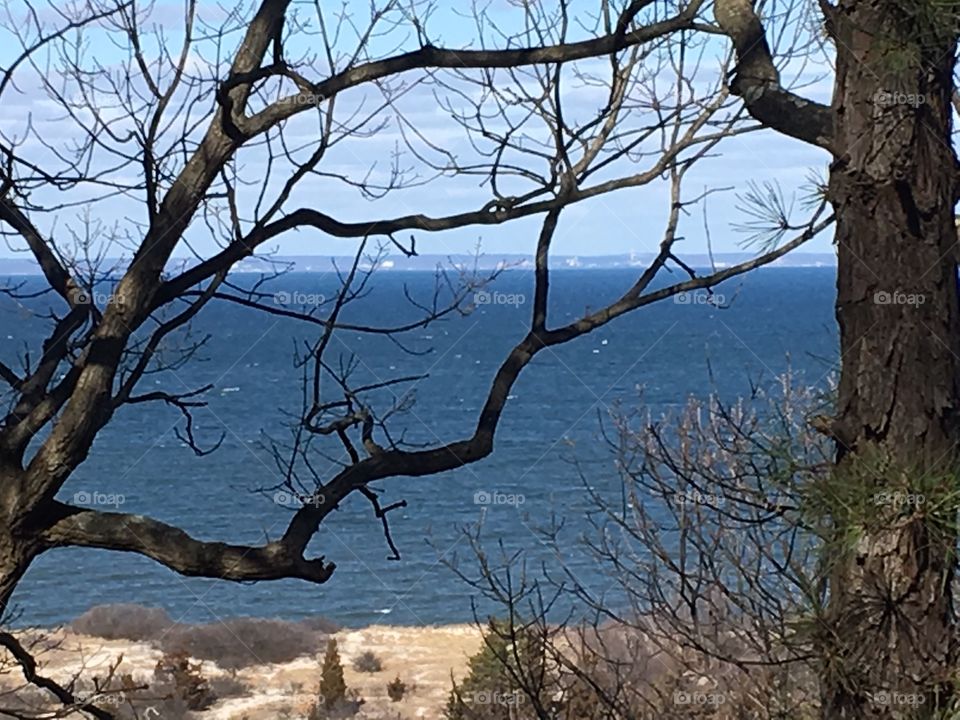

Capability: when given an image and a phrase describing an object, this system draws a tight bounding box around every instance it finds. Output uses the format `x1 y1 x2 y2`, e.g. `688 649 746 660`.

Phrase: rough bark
0 466 35 618
718 0 960 716
0 544 31 620
0 530 37 622
822 2 960 717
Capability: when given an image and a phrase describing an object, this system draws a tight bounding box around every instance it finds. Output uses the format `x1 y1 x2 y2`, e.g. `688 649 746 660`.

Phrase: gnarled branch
714 0 834 151
39 503 334 584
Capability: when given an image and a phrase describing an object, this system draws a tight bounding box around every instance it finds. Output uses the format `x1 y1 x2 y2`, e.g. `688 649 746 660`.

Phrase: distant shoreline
0 253 838 275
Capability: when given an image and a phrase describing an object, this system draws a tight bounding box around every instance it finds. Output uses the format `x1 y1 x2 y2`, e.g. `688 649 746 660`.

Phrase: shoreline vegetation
3 601 822 719
2 605 484 719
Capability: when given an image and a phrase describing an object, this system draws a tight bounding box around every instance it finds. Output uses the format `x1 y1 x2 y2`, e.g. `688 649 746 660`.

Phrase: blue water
5 267 837 627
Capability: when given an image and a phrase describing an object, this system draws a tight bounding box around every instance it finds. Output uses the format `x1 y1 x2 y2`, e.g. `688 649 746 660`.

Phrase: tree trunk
0 533 34 622
823 4 960 718
0 465 39 621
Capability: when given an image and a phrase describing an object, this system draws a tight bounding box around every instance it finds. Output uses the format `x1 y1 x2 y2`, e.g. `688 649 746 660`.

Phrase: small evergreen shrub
307 639 364 719
386 676 407 702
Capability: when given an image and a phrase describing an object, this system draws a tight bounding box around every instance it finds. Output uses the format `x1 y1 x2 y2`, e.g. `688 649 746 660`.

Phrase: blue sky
0 1 836 261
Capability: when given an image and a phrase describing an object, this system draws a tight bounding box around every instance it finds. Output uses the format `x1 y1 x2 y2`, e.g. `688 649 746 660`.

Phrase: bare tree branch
714 0 834 150
40 502 334 584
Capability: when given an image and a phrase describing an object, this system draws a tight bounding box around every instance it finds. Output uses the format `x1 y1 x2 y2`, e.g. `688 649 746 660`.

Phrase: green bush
320 639 347 707
445 620 547 720
307 639 364 719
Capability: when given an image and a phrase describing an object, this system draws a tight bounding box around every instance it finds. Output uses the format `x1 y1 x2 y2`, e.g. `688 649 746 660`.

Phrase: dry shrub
95 666 250 720
71 604 174 641
299 615 342 634
352 649 384 673
0 683 59 717
115 690 194 720
449 375 828 719
209 672 248 699
550 619 819 719
68 604 338 670
5 647 208 720
159 617 326 669
154 650 216 711
446 617 818 720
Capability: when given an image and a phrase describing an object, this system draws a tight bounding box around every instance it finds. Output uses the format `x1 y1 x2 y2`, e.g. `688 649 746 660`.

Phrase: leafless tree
449 372 830 719
0 1 833 717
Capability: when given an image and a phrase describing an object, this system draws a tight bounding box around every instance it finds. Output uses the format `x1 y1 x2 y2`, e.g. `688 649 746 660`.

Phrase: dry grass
1 623 484 720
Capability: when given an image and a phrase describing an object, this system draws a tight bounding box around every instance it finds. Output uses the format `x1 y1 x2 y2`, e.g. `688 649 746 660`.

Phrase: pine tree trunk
823 4 960 717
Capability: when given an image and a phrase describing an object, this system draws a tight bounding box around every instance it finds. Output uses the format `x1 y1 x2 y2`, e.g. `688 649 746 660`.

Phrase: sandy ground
3 625 485 719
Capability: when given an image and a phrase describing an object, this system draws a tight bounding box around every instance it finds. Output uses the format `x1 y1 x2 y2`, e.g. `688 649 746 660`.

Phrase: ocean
5 267 837 627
